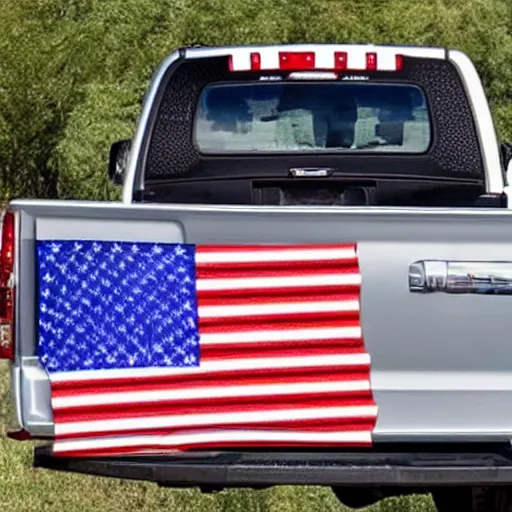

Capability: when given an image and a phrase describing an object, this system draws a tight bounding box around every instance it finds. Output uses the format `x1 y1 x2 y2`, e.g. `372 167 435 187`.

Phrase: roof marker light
366 52 377 71
250 52 261 71
396 54 404 71
279 52 315 70
334 52 348 70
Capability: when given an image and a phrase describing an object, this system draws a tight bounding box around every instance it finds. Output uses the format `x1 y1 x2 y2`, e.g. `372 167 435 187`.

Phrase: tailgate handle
409 260 512 294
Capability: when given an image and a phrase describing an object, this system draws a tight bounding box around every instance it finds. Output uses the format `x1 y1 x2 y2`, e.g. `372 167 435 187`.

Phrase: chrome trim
410 260 512 294
290 167 334 177
409 260 448 292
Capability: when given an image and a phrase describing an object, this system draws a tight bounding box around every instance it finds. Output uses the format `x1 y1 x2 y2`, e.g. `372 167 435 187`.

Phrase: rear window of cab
194 82 431 154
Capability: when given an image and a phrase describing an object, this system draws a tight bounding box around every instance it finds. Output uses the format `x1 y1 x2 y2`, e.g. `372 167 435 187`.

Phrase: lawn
0 363 435 512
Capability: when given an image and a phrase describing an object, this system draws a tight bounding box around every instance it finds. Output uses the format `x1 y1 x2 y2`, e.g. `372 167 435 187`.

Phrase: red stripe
198 318 361 335
199 338 364 356
51 361 370 392
52 370 371 398
54 389 374 415
66 422 376 436
54 396 376 424
56 415 377 441
199 311 359 328
55 437 372 458
195 265 359 280
195 244 357 253
56 420 376 438
197 292 360 308
195 260 358 272
201 348 367 365
197 285 360 300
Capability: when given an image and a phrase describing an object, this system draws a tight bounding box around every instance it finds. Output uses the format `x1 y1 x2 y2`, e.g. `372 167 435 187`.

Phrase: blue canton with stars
36 241 200 373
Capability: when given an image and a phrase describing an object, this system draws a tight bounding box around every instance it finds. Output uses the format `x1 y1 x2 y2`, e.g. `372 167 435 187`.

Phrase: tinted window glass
195 82 430 154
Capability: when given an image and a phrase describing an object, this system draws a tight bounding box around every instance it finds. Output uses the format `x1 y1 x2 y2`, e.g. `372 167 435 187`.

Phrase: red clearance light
334 52 348 70
228 55 234 72
396 54 404 71
0 211 15 360
250 52 261 71
279 52 315 70
366 52 377 71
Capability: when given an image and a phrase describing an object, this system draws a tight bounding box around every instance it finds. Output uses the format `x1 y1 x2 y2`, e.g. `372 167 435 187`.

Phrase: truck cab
110 44 507 209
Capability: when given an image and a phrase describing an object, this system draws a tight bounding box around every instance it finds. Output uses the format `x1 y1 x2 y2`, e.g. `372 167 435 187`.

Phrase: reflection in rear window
195 82 430 154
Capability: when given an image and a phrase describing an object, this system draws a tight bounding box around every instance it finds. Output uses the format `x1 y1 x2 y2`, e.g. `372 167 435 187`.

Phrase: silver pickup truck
4 43 512 511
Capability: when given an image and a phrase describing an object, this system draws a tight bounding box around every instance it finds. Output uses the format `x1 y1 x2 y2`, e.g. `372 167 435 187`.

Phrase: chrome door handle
409 260 512 294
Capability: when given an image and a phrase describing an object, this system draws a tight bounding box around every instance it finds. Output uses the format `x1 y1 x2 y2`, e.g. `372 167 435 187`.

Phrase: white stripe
195 247 356 264
55 404 378 436
347 50 366 70
198 299 359 319
200 326 361 345
50 353 370 383
53 379 371 410
196 273 361 292
378 49 398 71
53 429 372 453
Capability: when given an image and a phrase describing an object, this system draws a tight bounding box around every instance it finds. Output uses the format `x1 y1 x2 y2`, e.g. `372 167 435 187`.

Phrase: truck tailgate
9 200 512 455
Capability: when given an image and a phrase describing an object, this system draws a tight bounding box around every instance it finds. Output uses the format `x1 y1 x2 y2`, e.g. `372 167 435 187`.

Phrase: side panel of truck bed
10 200 512 446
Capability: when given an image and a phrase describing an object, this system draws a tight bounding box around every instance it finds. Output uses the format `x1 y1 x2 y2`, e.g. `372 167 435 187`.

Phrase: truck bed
9 199 512 451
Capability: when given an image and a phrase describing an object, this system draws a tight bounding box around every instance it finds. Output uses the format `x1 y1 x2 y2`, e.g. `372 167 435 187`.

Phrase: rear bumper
34 445 512 488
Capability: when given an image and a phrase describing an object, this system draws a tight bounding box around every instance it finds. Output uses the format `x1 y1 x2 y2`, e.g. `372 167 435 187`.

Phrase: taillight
0 211 15 360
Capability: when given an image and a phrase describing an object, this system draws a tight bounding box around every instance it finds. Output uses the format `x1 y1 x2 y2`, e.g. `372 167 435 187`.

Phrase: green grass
0 363 435 511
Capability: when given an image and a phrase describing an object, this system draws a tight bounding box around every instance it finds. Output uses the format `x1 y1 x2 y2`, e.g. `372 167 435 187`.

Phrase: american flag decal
37 241 377 457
